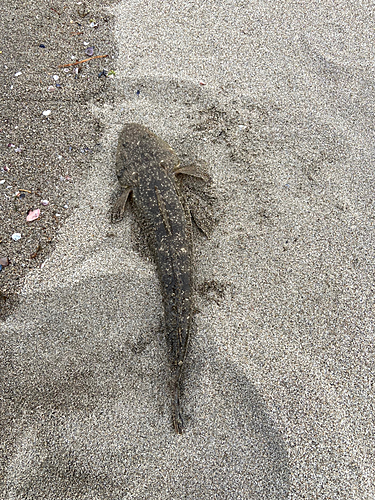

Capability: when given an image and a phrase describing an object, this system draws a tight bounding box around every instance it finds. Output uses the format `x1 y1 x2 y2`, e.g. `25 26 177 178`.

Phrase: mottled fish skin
112 123 195 434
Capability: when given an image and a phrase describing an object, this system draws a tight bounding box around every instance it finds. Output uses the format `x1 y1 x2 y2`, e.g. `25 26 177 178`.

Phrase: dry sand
1 0 374 498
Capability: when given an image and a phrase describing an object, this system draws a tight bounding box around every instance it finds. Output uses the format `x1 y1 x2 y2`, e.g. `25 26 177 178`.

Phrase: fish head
115 123 179 185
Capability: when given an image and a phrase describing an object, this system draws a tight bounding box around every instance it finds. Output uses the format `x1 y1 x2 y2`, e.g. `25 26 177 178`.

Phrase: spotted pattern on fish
112 123 211 434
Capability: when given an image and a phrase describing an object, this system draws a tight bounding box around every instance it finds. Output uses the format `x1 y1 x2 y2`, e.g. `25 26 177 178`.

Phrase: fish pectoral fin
187 190 215 238
174 163 211 183
111 186 132 223
174 162 216 236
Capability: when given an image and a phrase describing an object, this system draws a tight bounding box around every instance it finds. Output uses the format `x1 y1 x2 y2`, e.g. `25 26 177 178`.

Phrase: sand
1 0 374 498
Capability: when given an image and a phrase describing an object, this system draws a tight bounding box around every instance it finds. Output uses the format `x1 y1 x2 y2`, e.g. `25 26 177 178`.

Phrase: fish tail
173 381 184 434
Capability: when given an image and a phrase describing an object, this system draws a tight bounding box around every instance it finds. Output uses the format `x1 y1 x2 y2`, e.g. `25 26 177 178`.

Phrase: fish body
112 123 201 434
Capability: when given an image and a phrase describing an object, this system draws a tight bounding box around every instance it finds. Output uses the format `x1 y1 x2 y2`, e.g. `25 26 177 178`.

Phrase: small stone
0 257 9 267
12 233 21 241
42 110 51 117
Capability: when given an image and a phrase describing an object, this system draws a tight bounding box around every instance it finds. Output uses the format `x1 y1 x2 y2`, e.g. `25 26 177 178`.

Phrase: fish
111 123 212 434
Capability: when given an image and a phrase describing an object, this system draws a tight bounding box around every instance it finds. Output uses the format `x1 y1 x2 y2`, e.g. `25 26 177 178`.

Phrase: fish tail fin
173 381 184 434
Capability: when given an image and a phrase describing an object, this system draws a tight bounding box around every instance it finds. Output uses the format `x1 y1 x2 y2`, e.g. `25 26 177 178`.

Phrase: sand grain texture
1 0 374 498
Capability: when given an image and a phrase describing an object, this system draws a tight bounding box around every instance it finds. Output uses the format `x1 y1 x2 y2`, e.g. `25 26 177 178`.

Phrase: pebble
12 233 21 241
0 257 9 267
42 110 51 117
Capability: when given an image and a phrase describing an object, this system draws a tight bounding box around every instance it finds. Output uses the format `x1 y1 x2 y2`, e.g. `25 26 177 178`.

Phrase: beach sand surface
1 1 374 498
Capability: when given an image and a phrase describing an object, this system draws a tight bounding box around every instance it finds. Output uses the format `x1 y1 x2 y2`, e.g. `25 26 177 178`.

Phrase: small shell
26 209 40 222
